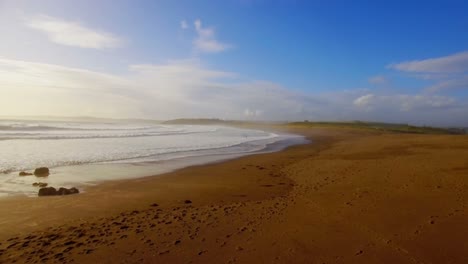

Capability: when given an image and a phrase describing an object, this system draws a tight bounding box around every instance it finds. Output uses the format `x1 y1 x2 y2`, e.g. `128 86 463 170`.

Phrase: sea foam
0 120 305 197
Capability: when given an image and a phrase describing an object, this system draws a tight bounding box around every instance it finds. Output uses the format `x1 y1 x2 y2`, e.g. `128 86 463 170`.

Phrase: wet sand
0 127 468 263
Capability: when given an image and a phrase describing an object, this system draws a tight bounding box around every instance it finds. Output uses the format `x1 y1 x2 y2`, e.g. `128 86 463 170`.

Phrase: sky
0 0 467 126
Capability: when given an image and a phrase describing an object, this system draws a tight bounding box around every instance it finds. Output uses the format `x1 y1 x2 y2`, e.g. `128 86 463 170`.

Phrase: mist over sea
0 119 304 197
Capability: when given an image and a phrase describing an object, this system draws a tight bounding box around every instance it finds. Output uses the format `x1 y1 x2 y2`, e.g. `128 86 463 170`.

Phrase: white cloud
389 51 468 73
26 15 122 49
180 20 188 30
193 19 230 53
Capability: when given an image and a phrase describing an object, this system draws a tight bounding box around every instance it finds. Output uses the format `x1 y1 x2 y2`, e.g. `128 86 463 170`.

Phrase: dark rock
38 187 79 196
32 182 48 188
184 200 192 204
57 188 68 195
38 187 57 196
34 167 50 177
19 171 33 176
57 187 80 195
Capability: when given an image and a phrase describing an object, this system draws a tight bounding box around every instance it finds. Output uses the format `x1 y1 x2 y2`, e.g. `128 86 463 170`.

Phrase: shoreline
0 127 324 239
0 128 305 198
1 127 467 263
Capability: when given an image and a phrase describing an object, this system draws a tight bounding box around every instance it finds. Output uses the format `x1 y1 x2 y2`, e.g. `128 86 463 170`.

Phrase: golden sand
1 127 467 263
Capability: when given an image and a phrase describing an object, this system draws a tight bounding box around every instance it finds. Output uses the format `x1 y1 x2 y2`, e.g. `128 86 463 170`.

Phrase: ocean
0 119 305 197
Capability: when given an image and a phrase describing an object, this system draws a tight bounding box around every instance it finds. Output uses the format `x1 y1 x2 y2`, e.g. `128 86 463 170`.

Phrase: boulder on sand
38 187 79 196
34 167 50 177
57 187 80 195
38 187 57 196
19 171 33 176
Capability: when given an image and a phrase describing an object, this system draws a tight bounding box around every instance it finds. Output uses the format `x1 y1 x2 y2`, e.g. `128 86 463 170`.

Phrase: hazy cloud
0 58 466 126
425 76 468 93
244 108 263 118
0 58 306 120
389 51 468 94
368 75 388 85
353 94 374 108
27 15 122 49
193 19 230 53
389 51 468 73
180 20 188 29
355 94 456 112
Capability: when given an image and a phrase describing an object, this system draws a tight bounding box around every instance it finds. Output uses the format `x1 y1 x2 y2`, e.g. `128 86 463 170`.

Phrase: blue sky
0 0 467 126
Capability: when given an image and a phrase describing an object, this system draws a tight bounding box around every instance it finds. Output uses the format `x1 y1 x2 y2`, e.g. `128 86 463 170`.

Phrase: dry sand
0 127 467 263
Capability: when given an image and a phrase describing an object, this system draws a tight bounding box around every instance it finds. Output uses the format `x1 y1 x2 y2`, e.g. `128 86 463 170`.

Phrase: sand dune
1 127 467 263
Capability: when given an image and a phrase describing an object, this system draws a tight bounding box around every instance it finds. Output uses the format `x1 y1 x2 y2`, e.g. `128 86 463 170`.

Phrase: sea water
0 119 305 197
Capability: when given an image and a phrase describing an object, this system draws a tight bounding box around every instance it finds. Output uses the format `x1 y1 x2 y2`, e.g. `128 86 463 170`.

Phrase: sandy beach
1 126 467 263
